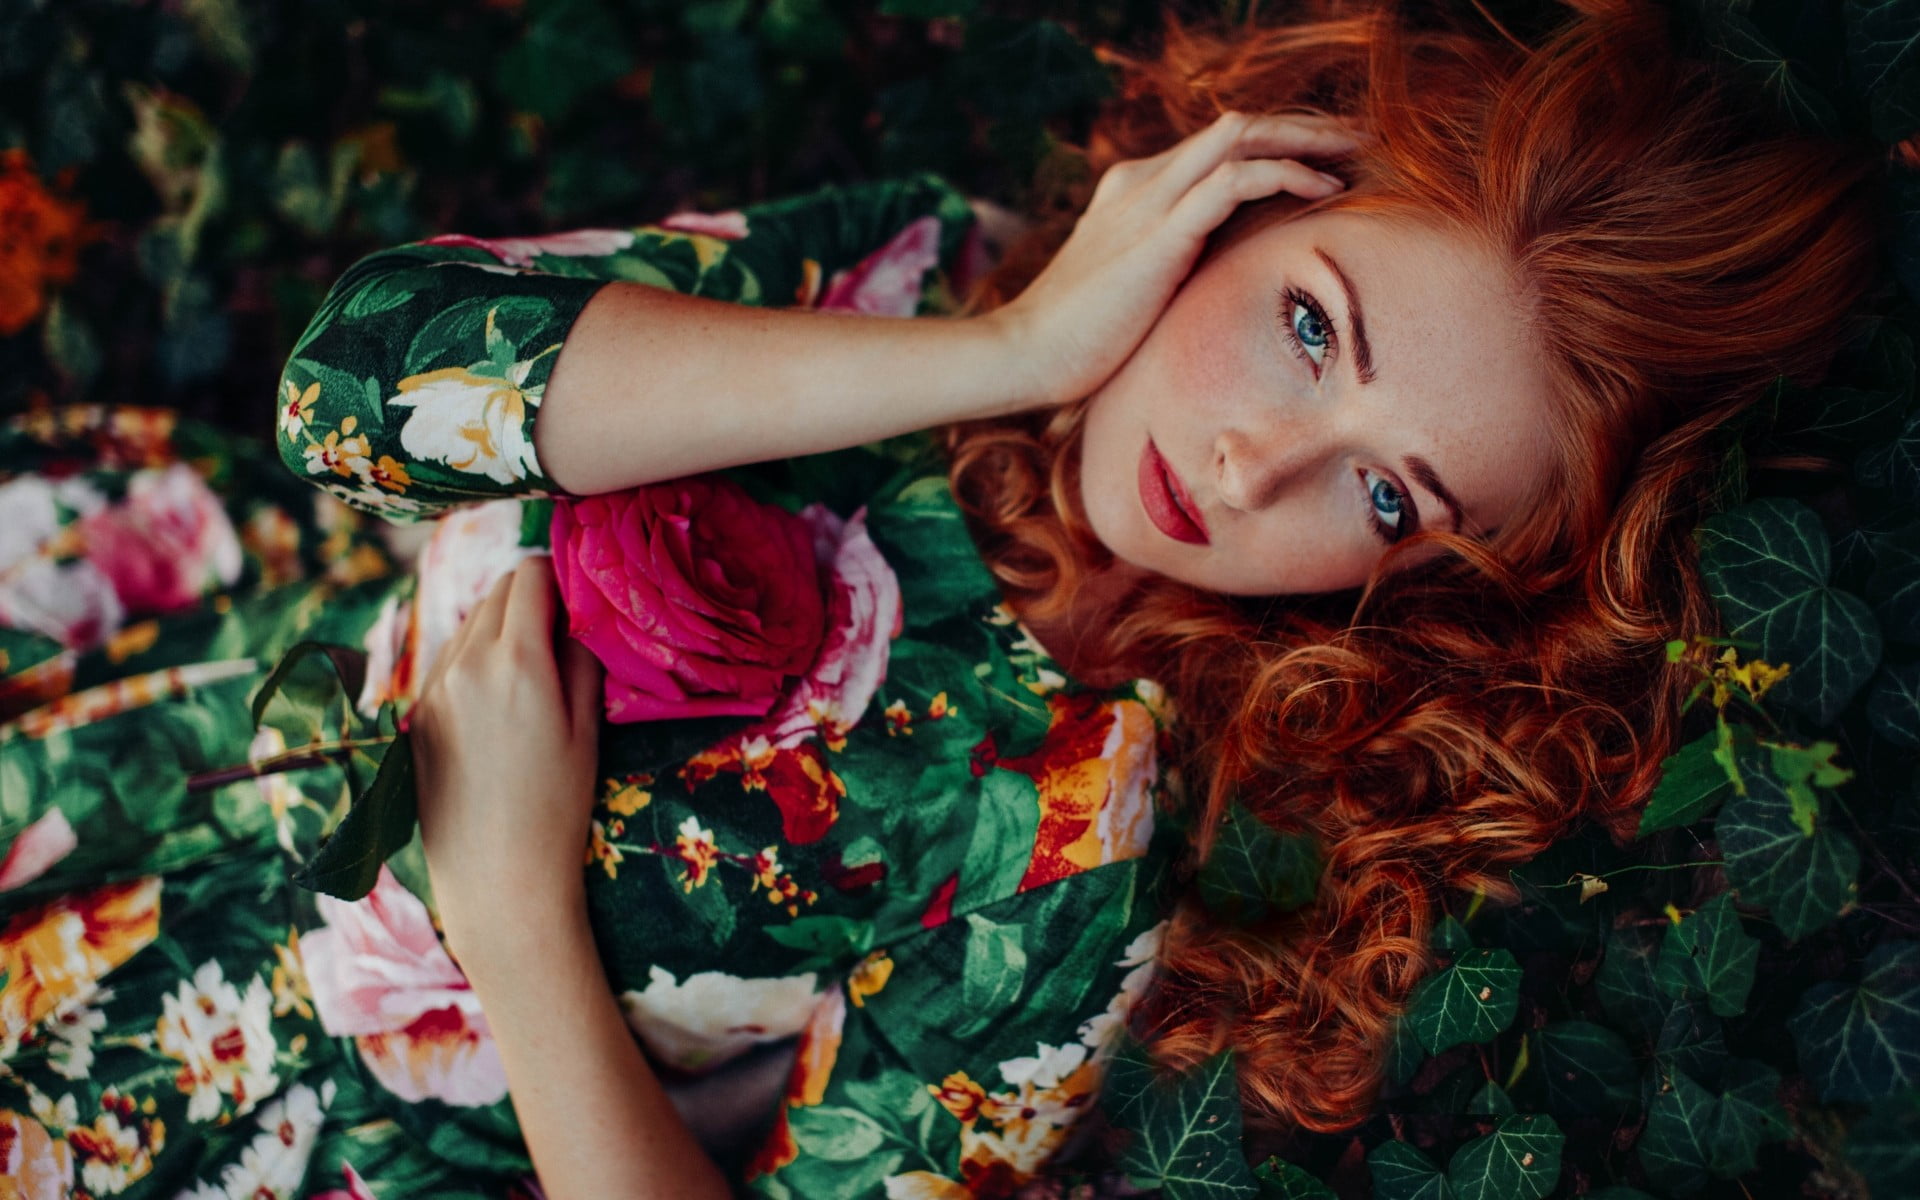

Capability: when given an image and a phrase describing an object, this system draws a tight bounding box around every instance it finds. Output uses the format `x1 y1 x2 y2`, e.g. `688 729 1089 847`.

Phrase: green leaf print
954 913 1027 1038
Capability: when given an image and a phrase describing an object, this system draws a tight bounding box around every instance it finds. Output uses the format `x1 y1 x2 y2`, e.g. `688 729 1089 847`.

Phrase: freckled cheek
1145 270 1265 422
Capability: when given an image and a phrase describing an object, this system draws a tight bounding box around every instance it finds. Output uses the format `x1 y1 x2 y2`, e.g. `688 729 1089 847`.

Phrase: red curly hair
943 0 1889 1131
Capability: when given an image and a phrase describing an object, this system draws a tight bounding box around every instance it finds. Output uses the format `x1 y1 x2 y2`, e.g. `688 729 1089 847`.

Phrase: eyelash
1276 286 1413 546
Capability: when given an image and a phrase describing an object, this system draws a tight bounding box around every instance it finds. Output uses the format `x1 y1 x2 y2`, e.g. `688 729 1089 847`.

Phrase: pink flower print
755 505 902 751
312 1162 379 1200
0 809 78 892
421 228 638 269
300 865 508 1107
818 215 942 317
76 463 243 614
655 210 749 239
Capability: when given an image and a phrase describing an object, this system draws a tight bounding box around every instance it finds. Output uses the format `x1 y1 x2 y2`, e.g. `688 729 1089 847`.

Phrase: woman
0 0 1889 1195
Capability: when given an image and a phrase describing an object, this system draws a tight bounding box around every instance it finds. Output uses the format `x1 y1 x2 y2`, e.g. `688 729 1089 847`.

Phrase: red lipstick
1138 438 1209 545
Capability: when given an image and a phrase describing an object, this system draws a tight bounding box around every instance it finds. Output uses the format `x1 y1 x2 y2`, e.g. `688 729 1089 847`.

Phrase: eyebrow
1314 247 1482 538
1314 247 1376 385
1405 454 1468 534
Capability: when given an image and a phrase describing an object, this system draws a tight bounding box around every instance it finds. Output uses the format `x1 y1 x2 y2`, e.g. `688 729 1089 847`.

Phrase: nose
1212 410 1334 513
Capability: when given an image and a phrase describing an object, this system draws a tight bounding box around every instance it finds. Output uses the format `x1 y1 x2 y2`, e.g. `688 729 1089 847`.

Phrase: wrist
445 883 591 983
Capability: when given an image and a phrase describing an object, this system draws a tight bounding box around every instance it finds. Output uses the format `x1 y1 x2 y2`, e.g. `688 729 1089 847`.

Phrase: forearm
534 283 1036 494
460 899 730 1200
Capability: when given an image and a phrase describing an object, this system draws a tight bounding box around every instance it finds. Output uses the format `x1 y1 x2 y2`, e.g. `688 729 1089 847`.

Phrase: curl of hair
943 0 1890 1132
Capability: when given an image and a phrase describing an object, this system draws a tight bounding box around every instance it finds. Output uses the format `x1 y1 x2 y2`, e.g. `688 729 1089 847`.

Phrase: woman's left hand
406 557 604 967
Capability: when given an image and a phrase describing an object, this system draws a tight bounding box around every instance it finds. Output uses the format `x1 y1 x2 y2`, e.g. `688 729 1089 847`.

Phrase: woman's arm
533 110 1360 495
457 895 730 1200
405 558 727 1197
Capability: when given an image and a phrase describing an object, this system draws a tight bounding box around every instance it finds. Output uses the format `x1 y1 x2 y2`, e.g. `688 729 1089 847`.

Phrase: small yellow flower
281 380 319 441
605 777 652 816
927 691 956 720
673 816 720 892
884 699 913 737
928 1070 990 1124
848 950 894 1008
363 454 411 492
270 931 314 1021
587 820 623 880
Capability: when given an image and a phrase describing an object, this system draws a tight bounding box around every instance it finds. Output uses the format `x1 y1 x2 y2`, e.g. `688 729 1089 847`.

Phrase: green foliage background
4 0 1920 1197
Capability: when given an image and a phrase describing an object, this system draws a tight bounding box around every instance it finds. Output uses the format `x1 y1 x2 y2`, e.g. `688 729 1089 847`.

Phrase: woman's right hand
984 110 1365 409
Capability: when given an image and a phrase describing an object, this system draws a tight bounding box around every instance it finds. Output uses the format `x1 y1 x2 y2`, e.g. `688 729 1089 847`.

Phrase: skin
1079 207 1557 596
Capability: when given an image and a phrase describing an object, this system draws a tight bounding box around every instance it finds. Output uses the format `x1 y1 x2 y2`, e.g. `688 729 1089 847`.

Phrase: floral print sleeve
276 172 981 521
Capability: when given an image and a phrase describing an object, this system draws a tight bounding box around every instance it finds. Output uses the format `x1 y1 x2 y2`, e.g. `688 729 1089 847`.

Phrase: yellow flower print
362 454 411 492
588 820 624 880
927 691 956 720
303 424 373 479
673 816 720 892
750 846 782 893
388 334 556 486
271 930 314 1021
1 876 162 1043
0 1108 73 1196
847 950 893 1008
605 774 652 815
928 1070 990 1125
65 1088 164 1196
280 379 318 442
884 699 913 737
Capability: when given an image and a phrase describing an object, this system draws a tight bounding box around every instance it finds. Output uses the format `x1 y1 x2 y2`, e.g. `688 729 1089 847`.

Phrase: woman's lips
1138 438 1210 545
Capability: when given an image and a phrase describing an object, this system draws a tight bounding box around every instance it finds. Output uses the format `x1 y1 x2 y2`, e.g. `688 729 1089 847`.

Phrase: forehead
1237 206 1556 530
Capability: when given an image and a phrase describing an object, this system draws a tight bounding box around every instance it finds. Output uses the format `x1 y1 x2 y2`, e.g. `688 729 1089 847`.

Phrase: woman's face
1079 207 1556 596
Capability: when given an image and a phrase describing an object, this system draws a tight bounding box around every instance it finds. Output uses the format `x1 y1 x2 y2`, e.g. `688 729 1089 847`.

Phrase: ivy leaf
1107 1043 1256 1199
1866 660 1920 747
1858 405 1920 504
1844 0 1920 142
1406 949 1522 1054
1654 893 1760 1018
1596 927 1668 1042
1654 1001 1727 1086
1196 802 1322 922
1639 1065 1718 1194
1528 1021 1638 1119
1790 940 1920 1102
1637 731 1737 836
1709 1059 1790 1177
1366 1140 1454 1200
1385 1018 1426 1088
1696 497 1884 724
1718 759 1861 939
1465 1081 1515 1116
1867 528 1920 642
1252 1158 1334 1199
495 0 635 123
1844 1088 1920 1197
1431 914 1474 954
1694 3 1847 134
1445 1114 1563 1200
1585 1191 1658 1200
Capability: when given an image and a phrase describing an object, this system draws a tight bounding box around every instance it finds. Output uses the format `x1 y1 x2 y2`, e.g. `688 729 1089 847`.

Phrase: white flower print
155 960 279 1121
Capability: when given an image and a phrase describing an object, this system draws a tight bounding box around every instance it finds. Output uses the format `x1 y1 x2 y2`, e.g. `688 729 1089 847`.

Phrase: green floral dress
0 174 1179 1199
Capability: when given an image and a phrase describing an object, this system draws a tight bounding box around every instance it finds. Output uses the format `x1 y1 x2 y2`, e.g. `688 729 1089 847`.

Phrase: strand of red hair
944 0 1891 1132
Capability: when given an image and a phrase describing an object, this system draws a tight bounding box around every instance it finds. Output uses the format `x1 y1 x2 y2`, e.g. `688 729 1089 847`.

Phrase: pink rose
756 505 902 749
421 228 638 269
78 463 242 613
0 809 78 892
300 865 508 1107
550 477 827 723
819 215 942 317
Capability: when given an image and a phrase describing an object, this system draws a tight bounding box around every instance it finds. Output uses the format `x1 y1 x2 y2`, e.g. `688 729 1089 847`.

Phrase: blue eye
1279 287 1336 375
1361 467 1405 543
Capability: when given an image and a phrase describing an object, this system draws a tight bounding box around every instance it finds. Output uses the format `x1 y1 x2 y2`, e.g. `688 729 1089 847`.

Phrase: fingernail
1316 171 1346 190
